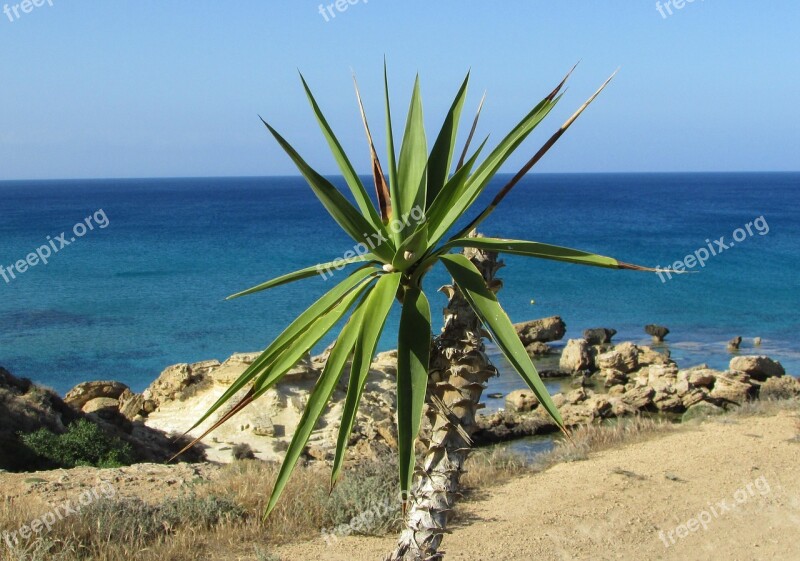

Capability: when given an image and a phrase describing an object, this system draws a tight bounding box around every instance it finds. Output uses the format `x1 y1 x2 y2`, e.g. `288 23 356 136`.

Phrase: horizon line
1 170 799 183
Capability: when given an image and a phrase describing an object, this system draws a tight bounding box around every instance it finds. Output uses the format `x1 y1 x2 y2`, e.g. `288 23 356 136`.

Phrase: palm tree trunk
387 240 502 561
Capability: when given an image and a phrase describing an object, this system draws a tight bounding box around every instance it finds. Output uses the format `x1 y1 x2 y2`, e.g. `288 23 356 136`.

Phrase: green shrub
323 460 402 536
20 419 135 469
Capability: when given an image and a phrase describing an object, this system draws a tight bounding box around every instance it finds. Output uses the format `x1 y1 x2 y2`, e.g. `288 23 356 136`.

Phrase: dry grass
0 458 401 561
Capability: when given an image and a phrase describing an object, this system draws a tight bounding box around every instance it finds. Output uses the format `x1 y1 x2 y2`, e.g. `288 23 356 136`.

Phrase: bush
232 443 256 460
324 460 402 536
20 419 135 469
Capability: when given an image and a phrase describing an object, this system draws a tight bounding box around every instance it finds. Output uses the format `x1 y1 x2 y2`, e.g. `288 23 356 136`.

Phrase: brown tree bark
387 239 502 561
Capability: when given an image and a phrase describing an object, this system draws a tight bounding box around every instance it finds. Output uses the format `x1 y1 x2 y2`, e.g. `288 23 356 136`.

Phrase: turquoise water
0 173 798 395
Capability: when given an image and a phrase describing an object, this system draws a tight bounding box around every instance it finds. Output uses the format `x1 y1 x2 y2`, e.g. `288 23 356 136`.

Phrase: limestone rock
525 341 551 356
653 391 684 413
602 369 628 387
64 381 128 410
143 363 204 407
251 416 275 437
681 388 708 408
727 336 743 351
729 356 785 381
559 339 594 373
119 391 145 421
514 316 566 345
680 368 718 388
82 397 120 414
620 386 654 410
583 328 617 345
597 342 639 373
637 346 672 367
645 324 670 343
505 389 539 413
709 371 756 406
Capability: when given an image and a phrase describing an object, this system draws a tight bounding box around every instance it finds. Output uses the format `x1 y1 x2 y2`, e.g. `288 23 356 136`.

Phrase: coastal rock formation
525 342 552 356
645 324 670 343
64 381 129 410
474 340 798 444
596 342 639 373
729 356 785 381
514 316 566 345
559 339 594 373
134 350 400 464
505 389 539 413
727 336 743 351
1 367 203 472
10 334 796 470
583 328 617 345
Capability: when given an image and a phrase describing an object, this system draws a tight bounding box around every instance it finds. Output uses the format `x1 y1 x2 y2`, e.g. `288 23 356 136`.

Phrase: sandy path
276 411 800 561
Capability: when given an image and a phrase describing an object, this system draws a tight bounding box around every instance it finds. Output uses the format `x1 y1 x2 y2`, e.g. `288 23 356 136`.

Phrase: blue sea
1 173 798 397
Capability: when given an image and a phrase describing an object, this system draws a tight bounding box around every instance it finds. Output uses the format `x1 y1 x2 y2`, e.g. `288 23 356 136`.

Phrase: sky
0 1 798 180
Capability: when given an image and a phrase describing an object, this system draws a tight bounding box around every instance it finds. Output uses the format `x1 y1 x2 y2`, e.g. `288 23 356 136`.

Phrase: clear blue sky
1 1 798 179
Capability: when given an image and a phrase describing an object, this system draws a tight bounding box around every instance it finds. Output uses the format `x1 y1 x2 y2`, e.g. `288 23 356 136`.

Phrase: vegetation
178 64 661 560
3 402 796 561
19 419 134 469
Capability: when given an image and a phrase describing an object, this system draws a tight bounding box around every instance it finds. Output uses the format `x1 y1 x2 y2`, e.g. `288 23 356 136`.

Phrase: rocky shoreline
2 317 798 472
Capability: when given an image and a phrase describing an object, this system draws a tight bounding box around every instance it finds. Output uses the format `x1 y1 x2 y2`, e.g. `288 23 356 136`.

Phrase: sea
1 173 798 403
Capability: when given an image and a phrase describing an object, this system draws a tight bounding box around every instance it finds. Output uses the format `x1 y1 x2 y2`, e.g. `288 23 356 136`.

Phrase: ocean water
0 173 798 396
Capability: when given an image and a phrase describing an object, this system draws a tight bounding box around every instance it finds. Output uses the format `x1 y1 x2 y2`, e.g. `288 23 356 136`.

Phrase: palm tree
178 64 657 560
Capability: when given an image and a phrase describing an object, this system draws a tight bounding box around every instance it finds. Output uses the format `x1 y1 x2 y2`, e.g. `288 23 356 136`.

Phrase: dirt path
276 411 800 561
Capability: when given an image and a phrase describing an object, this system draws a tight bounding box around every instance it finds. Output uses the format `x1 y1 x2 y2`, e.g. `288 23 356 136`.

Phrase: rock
551 393 566 409
596 342 639 373
374 419 398 448
608 397 636 418
304 444 330 461
653 391 684 413
673 379 691 397
586 395 613 418
1 367 204 471
64 381 129 410
608 384 627 397
472 410 560 444
143 363 205 407
514 316 566 345
646 364 679 387
709 371 756 406
525 342 551 356
620 386 654 410
645 324 670 343
119 392 145 421
727 336 743 351
487 393 503 399
583 328 617 345
561 403 596 426
729 356 785 381
505 390 539 413
565 388 589 405
681 388 708 408
682 401 725 422
681 368 718 388
759 376 800 400
559 339 594 373
602 369 627 387
637 346 672 367
81 397 120 414
251 416 275 437
754 337 762 347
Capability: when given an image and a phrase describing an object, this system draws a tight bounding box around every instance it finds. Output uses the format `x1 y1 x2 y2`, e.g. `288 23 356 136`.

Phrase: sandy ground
276 411 800 561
